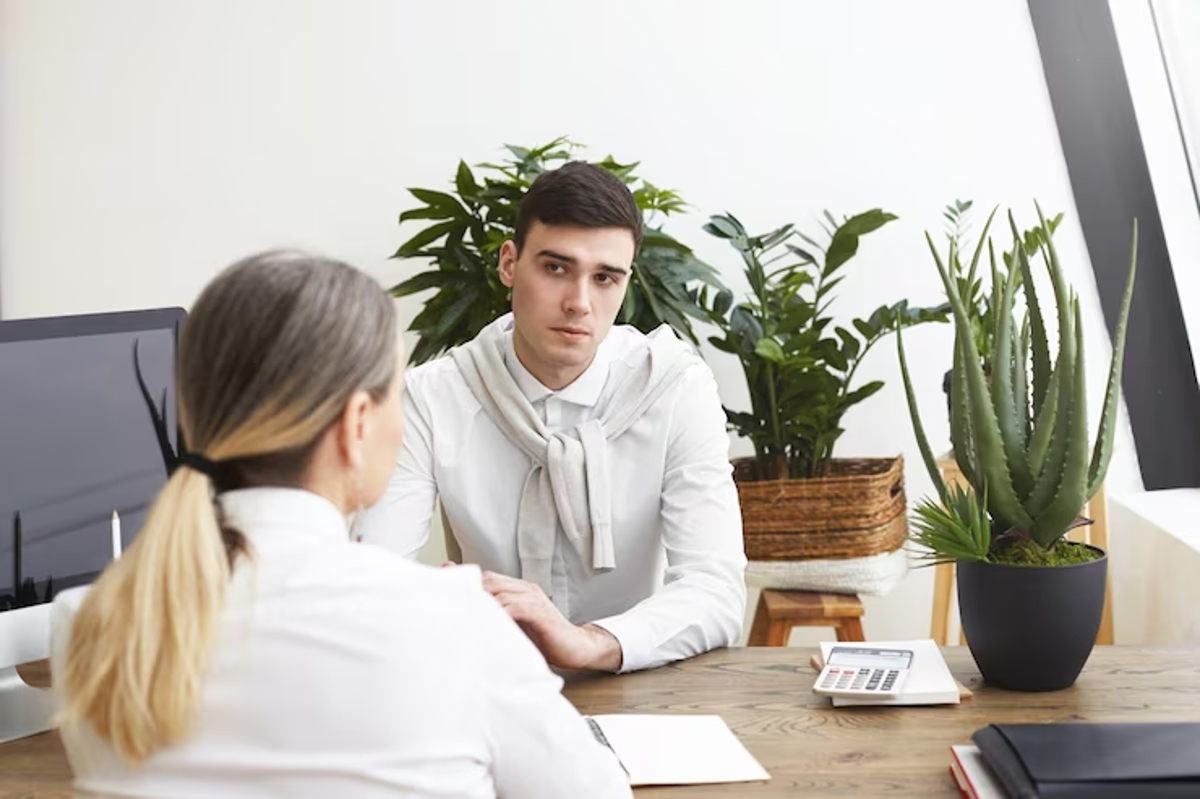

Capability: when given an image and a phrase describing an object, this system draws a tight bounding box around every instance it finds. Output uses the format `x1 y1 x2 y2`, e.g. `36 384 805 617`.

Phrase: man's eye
596 273 616 284
546 263 566 274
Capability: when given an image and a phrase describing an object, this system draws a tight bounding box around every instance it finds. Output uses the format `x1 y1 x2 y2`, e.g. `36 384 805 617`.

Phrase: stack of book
949 744 1005 798
952 723 1200 797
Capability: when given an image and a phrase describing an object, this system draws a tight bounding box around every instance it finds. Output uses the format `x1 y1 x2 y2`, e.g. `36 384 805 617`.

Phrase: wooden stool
747 589 865 646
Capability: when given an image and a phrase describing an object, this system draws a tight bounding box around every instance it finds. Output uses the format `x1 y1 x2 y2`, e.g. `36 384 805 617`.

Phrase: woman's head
179 250 404 510
59 250 402 763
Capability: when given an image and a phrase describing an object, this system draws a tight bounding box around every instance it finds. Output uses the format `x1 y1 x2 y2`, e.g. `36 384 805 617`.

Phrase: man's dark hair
513 161 643 254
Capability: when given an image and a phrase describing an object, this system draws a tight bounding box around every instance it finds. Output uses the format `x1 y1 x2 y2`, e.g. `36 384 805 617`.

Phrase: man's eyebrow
536 249 577 264
536 250 629 276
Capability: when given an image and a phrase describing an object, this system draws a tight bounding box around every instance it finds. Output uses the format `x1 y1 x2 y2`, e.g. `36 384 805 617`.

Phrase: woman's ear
337 390 373 470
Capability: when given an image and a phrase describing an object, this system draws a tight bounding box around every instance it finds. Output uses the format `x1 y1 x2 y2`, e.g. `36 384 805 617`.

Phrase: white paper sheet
588 714 770 787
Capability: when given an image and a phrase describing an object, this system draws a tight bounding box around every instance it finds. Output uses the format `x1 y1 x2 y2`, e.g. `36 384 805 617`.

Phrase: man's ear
337 390 373 470
499 240 518 288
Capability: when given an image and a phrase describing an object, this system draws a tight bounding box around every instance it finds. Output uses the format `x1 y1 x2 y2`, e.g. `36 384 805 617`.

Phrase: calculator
813 646 913 699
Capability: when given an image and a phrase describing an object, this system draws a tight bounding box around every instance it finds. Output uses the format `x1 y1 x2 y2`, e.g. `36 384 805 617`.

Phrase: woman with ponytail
50 251 631 798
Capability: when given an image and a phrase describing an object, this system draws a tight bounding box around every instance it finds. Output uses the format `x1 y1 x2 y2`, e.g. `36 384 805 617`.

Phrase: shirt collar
502 327 612 408
218 487 350 548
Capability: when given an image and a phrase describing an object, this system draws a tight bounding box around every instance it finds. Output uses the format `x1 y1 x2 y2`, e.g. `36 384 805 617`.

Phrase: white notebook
586 714 770 787
818 638 960 707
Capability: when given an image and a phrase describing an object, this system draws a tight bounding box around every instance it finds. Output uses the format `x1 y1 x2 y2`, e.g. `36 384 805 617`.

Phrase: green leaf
707 335 738 354
730 306 764 343
835 326 861 360
896 322 947 501
786 244 816 264
399 205 459 223
704 215 741 239
1015 314 1031 445
408 188 467 217
844 380 884 406
389 270 461 297
455 160 480 202
392 219 462 258
1031 299 1090 546
853 319 876 339
1018 231 1053 418
823 232 859 277
1088 219 1138 496
927 231 1032 532
712 288 734 317
757 224 794 251
755 338 785 363
908 484 992 565
825 347 849 372
963 206 998 291
992 217 1033 498
837 209 898 238
776 304 814 335
1026 367 1060 479
951 330 980 489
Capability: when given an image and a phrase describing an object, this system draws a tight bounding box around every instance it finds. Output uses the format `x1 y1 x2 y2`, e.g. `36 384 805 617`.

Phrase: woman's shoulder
321 544 497 616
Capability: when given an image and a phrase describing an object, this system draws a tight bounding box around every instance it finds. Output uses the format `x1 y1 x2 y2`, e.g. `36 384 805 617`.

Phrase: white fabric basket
745 548 910 596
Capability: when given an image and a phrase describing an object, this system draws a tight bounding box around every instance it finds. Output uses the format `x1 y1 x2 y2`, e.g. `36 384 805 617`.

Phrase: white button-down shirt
360 324 747 672
51 488 632 799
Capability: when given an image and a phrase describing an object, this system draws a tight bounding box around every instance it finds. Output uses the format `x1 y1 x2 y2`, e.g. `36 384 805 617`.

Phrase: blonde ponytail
54 249 397 765
59 468 235 762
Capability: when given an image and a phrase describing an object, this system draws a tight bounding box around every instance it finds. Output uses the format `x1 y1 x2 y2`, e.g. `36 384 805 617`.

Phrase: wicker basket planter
734 456 907 562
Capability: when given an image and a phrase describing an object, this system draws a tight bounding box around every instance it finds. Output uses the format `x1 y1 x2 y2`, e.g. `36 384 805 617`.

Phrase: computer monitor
0 307 185 743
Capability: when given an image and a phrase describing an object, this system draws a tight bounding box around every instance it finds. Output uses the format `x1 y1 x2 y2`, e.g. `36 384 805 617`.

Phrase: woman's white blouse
51 487 631 798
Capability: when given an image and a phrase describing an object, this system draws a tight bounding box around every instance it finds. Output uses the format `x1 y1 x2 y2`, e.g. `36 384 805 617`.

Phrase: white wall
0 0 1144 645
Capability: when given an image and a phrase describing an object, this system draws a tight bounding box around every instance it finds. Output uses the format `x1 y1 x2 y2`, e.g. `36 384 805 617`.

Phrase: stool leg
836 618 865 642
747 593 772 646
747 594 794 646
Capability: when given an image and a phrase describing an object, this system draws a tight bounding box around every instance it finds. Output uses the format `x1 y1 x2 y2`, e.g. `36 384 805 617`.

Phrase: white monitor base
0 665 59 744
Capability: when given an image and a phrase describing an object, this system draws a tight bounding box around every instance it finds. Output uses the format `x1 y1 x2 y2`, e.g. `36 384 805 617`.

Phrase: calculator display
827 647 913 670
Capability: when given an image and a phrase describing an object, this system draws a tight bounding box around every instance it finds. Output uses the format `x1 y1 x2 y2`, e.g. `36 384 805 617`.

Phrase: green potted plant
389 137 724 364
937 200 1063 422
702 210 947 590
898 205 1138 691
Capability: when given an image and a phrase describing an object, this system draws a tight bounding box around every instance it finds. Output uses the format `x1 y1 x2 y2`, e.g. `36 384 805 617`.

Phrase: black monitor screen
0 309 183 611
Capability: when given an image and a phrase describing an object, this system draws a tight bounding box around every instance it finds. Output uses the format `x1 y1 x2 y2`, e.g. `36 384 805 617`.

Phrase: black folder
973 723 1200 798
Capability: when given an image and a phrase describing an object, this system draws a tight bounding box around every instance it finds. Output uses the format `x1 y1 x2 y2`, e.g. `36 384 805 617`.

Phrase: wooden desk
564 646 1200 796
5 646 1200 797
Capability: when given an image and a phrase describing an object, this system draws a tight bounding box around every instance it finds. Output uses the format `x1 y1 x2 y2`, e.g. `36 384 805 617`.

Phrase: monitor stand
0 665 58 744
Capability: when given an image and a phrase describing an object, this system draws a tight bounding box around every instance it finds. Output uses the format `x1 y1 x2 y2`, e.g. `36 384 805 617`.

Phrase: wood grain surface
4 646 1200 797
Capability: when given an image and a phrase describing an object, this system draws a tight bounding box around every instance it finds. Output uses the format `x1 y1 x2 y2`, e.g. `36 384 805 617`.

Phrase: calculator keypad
817 667 904 696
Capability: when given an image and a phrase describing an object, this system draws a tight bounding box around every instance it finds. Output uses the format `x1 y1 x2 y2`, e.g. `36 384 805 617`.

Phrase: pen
111 511 122 560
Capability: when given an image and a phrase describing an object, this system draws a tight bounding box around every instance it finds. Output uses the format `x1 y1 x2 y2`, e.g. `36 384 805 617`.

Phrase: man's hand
482 571 623 672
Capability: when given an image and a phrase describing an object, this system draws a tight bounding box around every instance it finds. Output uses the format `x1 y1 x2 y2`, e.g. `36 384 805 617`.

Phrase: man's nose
563 278 592 316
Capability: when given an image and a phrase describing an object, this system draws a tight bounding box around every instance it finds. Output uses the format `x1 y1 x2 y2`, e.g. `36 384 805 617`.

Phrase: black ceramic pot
957 548 1107 691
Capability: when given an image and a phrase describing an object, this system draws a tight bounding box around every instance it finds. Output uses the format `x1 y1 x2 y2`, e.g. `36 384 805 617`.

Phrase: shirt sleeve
475 594 633 798
591 365 748 672
358 375 439 560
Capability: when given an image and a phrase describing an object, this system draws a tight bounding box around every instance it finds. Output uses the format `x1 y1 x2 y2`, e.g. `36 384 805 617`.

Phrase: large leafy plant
703 210 948 481
899 205 1138 564
390 137 723 365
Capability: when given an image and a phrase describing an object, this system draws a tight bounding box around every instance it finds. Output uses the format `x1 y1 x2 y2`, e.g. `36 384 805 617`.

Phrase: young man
360 162 746 673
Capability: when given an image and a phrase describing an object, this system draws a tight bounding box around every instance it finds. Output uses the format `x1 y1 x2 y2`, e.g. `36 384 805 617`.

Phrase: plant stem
765 360 782 477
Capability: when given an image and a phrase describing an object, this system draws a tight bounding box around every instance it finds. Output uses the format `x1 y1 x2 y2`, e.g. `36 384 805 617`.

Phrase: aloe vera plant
898 204 1138 554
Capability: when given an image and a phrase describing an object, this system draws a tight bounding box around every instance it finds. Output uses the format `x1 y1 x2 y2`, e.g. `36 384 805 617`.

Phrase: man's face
498 221 635 389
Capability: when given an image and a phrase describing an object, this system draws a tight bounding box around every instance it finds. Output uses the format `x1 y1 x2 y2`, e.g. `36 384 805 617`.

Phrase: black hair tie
178 452 220 479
